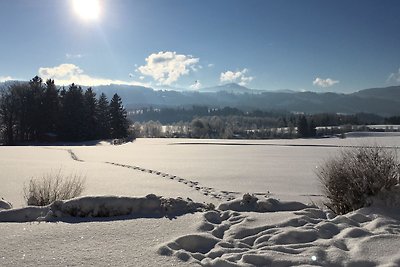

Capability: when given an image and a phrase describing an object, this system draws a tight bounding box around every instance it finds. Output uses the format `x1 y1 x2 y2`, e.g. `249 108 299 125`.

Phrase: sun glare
72 0 101 21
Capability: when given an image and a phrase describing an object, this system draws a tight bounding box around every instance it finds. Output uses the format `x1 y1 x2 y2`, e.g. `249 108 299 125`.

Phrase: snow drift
218 193 309 212
0 194 211 222
159 194 400 266
1 191 400 266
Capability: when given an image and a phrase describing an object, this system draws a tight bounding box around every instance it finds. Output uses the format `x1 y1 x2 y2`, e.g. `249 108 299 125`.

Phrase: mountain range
93 83 400 116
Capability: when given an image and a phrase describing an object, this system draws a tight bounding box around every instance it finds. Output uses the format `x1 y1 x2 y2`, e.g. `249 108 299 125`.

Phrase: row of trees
0 76 129 145
130 106 373 127
132 113 384 139
130 106 390 139
189 115 317 139
132 115 313 139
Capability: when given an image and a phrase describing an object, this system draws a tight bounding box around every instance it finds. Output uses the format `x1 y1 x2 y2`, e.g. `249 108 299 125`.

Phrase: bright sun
72 0 101 21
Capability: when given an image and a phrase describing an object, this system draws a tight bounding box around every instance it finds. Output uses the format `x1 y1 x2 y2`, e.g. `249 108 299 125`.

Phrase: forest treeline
130 106 383 126
0 76 129 145
130 106 390 139
131 115 347 139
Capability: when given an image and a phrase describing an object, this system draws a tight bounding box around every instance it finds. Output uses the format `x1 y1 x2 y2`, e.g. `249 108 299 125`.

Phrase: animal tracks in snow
41 147 84 162
104 161 239 201
67 149 84 162
43 147 239 201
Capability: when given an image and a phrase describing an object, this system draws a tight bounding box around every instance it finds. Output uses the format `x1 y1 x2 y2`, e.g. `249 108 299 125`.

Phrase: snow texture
1 136 400 266
159 194 400 266
218 193 309 212
0 195 211 222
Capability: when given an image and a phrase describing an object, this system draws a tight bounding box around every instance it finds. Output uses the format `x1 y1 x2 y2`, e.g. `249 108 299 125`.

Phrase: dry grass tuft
24 170 86 206
317 146 400 214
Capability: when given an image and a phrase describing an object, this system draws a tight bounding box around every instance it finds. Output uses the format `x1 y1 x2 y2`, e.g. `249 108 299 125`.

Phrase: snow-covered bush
23 170 86 206
317 146 400 214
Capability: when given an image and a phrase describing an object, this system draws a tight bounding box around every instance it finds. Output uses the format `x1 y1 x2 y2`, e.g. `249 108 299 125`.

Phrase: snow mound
160 195 400 266
0 194 211 222
218 193 309 212
0 206 50 222
0 198 12 210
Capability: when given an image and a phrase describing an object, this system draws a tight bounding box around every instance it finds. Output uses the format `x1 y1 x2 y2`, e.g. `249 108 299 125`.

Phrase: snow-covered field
1 134 400 266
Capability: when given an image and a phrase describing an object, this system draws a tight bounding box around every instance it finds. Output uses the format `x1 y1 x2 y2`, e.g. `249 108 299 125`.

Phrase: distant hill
198 83 264 94
351 86 400 101
90 84 400 116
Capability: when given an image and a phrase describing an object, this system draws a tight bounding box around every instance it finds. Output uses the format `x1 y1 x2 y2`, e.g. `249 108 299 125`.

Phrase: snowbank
159 194 400 266
218 193 309 212
2 192 400 266
0 206 50 222
0 194 211 222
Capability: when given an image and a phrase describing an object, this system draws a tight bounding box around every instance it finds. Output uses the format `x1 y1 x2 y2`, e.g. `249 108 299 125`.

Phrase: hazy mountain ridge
351 86 400 101
198 83 264 94
1 81 400 116
92 83 400 116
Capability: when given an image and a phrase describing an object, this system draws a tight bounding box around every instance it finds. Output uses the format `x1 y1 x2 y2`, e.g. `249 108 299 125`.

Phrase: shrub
317 146 400 214
24 170 86 206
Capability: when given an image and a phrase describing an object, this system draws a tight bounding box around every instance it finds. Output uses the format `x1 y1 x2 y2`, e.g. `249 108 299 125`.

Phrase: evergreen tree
60 83 85 141
0 84 21 145
308 119 317 137
42 79 59 134
97 93 111 139
109 93 128 138
83 87 98 140
28 76 46 140
297 115 309 138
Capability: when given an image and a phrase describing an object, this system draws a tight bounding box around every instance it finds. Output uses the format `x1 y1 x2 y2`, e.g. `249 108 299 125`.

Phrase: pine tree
297 115 309 138
28 76 46 140
42 79 59 134
83 87 98 140
109 93 128 138
0 84 20 145
60 83 85 141
308 119 317 137
97 93 111 139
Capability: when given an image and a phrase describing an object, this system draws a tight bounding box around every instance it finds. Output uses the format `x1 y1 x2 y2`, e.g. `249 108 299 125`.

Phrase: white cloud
38 63 149 87
208 63 215 68
0 76 13 82
189 80 201 90
137 51 199 85
66 53 83 59
220 68 254 86
312 77 339 88
387 68 400 84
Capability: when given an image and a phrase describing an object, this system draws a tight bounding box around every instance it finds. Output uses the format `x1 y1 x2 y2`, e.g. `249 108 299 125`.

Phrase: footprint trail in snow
105 161 239 201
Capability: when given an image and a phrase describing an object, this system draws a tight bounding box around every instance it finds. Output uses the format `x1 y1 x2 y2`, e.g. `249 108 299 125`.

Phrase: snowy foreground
1 135 400 266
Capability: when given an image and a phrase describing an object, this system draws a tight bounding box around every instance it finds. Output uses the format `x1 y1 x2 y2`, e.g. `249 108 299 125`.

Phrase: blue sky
1 0 400 92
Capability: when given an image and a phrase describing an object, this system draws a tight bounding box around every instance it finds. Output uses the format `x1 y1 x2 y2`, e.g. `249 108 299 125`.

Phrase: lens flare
72 0 101 21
